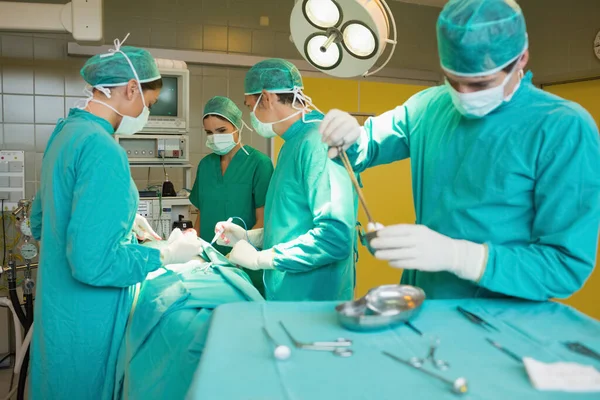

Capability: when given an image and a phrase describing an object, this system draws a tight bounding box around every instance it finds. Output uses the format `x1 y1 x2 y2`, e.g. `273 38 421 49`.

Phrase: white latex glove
133 214 161 241
229 240 274 271
160 228 203 265
319 109 362 158
215 221 264 248
370 224 488 282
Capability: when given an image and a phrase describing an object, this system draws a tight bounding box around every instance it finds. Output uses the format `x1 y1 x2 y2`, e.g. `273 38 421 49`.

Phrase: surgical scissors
456 306 499 332
278 321 353 357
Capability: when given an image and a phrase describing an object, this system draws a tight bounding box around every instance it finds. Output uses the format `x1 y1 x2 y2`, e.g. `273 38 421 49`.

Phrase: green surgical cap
203 96 243 130
437 0 528 77
244 58 303 95
80 45 161 87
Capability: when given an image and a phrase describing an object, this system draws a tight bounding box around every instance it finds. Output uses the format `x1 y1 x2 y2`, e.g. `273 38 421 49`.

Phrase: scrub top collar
69 108 116 134
281 110 323 142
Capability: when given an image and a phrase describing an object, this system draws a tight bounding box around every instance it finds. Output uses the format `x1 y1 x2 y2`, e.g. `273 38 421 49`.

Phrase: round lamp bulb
305 0 340 29
343 23 377 57
306 35 341 69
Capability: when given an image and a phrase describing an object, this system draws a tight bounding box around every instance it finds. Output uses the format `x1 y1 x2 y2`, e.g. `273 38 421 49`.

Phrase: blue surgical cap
81 45 161 87
245 58 303 95
437 0 528 76
203 96 243 130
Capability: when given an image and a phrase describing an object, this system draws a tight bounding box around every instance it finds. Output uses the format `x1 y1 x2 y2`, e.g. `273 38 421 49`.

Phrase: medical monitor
142 61 190 134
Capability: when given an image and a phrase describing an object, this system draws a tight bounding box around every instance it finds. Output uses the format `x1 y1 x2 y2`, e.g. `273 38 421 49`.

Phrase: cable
2 199 6 268
0 353 12 366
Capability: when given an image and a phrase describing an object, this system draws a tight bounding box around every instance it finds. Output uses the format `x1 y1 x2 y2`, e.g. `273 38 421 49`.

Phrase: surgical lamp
290 0 397 78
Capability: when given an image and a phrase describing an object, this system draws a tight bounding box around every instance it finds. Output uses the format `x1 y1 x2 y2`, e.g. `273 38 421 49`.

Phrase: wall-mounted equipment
0 0 103 44
290 0 397 78
0 151 25 211
137 197 191 240
115 135 189 163
142 59 190 135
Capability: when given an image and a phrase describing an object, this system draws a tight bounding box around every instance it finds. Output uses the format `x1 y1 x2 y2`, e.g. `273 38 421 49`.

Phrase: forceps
456 306 499 332
279 321 353 357
338 148 375 225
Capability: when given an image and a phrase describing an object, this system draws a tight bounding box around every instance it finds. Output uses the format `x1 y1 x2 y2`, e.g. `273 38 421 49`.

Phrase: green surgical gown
346 72 600 301
29 108 163 399
263 111 356 301
190 146 273 295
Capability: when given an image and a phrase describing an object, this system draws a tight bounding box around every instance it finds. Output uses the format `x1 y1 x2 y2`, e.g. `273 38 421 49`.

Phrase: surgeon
216 59 356 301
190 96 274 295
319 0 600 301
29 37 204 399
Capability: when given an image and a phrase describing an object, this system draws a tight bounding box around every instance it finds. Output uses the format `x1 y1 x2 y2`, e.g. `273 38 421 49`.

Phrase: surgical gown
346 72 600 300
263 111 356 301
29 108 163 399
190 145 273 295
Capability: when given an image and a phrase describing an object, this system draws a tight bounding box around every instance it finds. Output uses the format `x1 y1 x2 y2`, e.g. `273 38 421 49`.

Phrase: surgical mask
80 37 150 135
250 88 322 138
206 124 250 156
207 133 237 155
446 58 524 119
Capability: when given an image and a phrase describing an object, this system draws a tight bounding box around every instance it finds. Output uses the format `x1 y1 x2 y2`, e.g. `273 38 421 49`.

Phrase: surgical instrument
486 338 523 363
278 321 353 357
456 306 499 332
411 336 450 370
405 321 423 336
564 342 600 363
338 148 375 225
211 217 233 245
262 326 291 361
383 351 468 395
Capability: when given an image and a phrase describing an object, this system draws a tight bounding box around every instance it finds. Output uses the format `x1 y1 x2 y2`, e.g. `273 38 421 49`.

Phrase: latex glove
133 214 161 241
370 224 488 282
319 109 362 158
229 240 274 271
215 221 264 248
160 228 203 265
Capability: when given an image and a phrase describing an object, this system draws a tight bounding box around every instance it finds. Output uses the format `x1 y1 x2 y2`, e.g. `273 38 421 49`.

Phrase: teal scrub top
190 146 273 253
29 108 162 400
263 111 357 301
346 72 600 301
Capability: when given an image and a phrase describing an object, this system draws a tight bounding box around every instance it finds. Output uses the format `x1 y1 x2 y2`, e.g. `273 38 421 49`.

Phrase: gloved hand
229 240 274 271
160 228 203 265
133 214 162 241
319 109 362 158
370 224 488 282
215 221 264 248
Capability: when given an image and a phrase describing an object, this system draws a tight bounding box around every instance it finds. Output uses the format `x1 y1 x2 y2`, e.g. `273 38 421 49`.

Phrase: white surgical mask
446 57 524 119
80 35 151 135
207 133 237 155
250 88 322 138
206 123 250 156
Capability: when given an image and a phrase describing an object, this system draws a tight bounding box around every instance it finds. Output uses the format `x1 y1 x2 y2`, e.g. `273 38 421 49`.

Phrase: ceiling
392 0 448 7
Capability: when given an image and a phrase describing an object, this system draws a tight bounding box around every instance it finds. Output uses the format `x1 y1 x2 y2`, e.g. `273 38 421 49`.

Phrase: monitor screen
150 76 178 117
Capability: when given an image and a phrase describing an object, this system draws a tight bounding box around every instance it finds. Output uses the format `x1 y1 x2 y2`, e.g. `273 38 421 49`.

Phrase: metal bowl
335 285 425 332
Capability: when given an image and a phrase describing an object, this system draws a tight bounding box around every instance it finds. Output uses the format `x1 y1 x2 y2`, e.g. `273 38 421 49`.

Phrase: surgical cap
80 45 161 87
437 0 528 76
244 58 303 95
203 96 243 130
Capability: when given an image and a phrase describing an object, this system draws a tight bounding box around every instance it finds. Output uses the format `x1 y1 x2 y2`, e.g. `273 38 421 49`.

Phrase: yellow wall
273 77 429 297
544 79 600 320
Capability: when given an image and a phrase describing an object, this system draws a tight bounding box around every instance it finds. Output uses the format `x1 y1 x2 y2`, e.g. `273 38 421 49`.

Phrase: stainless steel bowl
335 285 425 331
